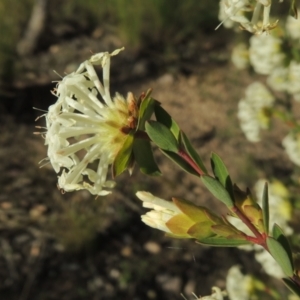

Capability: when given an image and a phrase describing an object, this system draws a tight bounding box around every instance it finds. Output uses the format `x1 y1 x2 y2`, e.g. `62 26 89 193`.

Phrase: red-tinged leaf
211 224 240 237
243 205 264 232
166 214 193 236
187 221 215 240
172 198 207 222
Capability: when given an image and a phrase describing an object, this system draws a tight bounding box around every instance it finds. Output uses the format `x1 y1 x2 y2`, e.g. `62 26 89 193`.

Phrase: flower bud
136 191 247 242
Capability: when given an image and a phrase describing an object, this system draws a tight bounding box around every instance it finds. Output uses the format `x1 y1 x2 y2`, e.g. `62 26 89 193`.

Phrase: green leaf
137 92 156 130
196 236 252 247
201 175 234 207
154 105 180 140
112 133 134 177
180 131 207 174
266 237 294 277
262 182 269 234
161 150 199 176
146 121 179 152
210 152 234 200
272 224 294 273
133 138 161 176
282 278 300 297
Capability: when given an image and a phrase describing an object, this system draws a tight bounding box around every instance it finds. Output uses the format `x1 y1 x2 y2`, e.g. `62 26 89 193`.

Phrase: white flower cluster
282 132 300 166
226 266 253 300
218 0 278 34
42 48 130 196
267 60 300 100
231 33 285 75
230 13 300 102
254 179 293 235
237 82 274 142
218 0 250 29
249 33 285 75
266 67 288 91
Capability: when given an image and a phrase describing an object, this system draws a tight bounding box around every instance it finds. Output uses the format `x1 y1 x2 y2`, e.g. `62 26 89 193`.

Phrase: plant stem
178 149 205 176
232 205 266 247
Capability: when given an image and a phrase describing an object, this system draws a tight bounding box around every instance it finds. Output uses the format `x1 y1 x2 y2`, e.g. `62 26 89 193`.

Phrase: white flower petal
44 49 128 196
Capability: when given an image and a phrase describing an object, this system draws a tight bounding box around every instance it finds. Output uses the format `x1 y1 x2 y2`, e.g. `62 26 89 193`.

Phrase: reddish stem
178 149 205 176
231 205 267 248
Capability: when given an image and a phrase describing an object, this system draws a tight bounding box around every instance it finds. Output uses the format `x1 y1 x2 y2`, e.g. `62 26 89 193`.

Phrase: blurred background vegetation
0 0 218 87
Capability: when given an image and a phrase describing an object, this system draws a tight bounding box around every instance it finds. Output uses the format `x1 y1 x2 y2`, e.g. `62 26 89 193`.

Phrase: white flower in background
286 11 300 39
218 0 278 33
249 34 285 75
254 179 293 236
283 132 300 166
218 0 235 28
237 82 274 142
267 67 289 92
195 287 227 300
43 48 136 196
226 266 253 300
218 0 250 29
231 43 249 69
287 61 300 101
